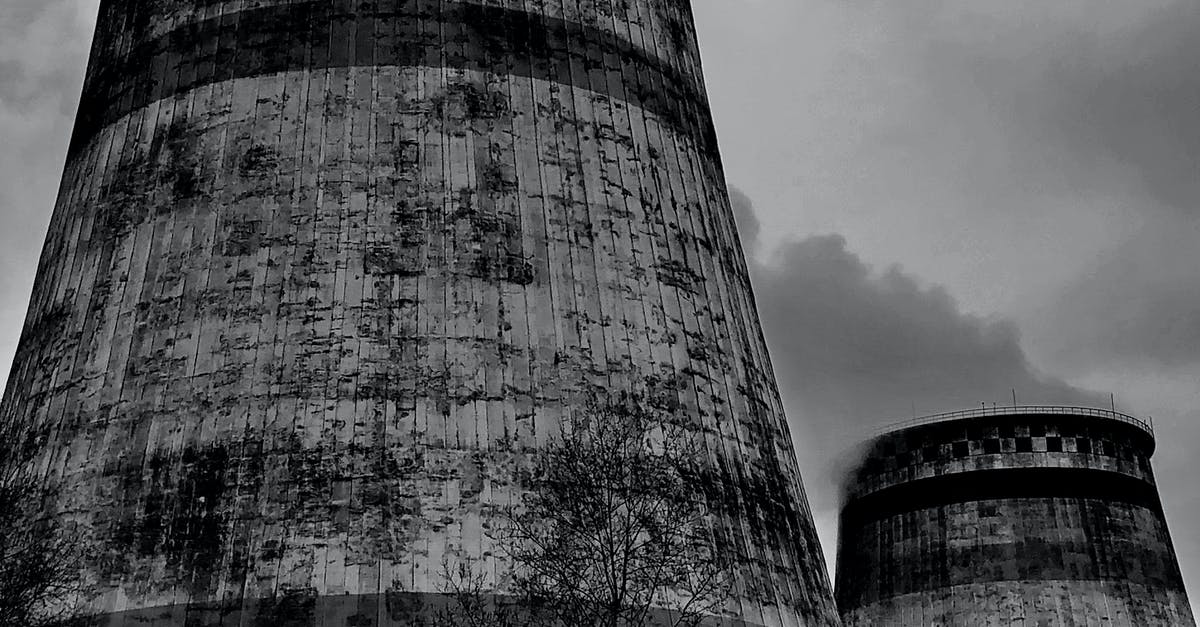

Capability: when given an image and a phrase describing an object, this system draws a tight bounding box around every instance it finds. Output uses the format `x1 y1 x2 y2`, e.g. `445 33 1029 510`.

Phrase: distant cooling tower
836 406 1195 626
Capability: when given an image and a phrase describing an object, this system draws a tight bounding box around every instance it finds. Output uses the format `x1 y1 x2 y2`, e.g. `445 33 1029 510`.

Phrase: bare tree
424 556 525 627
0 480 83 627
501 393 733 627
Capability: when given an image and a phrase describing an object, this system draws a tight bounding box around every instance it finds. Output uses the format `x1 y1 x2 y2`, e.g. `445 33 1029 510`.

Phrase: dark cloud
728 186 760 251
733 191 1104 500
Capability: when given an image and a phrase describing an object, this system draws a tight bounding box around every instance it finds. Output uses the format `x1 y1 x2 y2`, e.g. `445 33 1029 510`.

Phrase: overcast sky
0 0 1196 614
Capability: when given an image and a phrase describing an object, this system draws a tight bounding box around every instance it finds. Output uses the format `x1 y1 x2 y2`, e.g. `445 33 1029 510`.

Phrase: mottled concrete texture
0 1 839 625
837 409 1195 626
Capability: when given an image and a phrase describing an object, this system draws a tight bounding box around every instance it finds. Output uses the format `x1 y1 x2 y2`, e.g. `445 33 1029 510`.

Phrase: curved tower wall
836 408 1194 626
0 1 838 625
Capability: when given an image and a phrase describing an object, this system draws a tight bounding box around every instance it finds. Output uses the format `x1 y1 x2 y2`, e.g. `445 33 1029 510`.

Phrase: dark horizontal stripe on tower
841 467 1163 525
69 2 718 159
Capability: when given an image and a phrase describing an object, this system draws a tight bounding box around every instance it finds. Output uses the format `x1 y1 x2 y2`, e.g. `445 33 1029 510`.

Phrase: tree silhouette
500 393 733 627
0 480 83 627
425 557 524 627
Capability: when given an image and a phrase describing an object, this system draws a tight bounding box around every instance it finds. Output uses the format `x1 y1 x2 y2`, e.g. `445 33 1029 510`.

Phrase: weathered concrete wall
0 1 839 625
836 411 1195 626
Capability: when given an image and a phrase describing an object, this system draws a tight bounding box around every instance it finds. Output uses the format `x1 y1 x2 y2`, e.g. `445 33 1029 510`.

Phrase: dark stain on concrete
254 587 318 626
365 245 424 277
654 258 703 294
222 219 264 257
238 145 278 179
432 81 511 128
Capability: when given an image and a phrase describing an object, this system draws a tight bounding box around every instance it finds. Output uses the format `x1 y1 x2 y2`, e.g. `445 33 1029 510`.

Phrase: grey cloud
0 0 95 389
1043 4 1200 214
0 1 92 111
984 2 1200 373
898 0 1200 214
885 0 1200 389
1026 221 1200 372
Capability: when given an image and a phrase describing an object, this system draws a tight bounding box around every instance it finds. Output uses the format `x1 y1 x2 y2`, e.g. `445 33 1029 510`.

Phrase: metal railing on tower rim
869 405 1154 440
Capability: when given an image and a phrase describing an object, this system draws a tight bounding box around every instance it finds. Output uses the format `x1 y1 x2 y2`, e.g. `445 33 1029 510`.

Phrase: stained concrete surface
0 1 839 625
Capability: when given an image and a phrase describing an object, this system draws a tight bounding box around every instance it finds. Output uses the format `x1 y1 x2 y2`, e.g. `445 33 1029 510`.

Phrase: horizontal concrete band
837 467 1187 607
82 591 765 627
838 529 1188 607
841 466 1163 524
840 580 1197 626
70 1 716 159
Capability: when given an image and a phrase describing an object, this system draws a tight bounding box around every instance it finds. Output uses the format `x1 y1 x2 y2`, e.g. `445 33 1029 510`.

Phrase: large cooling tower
0 1 838 625
836 406 1194 626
